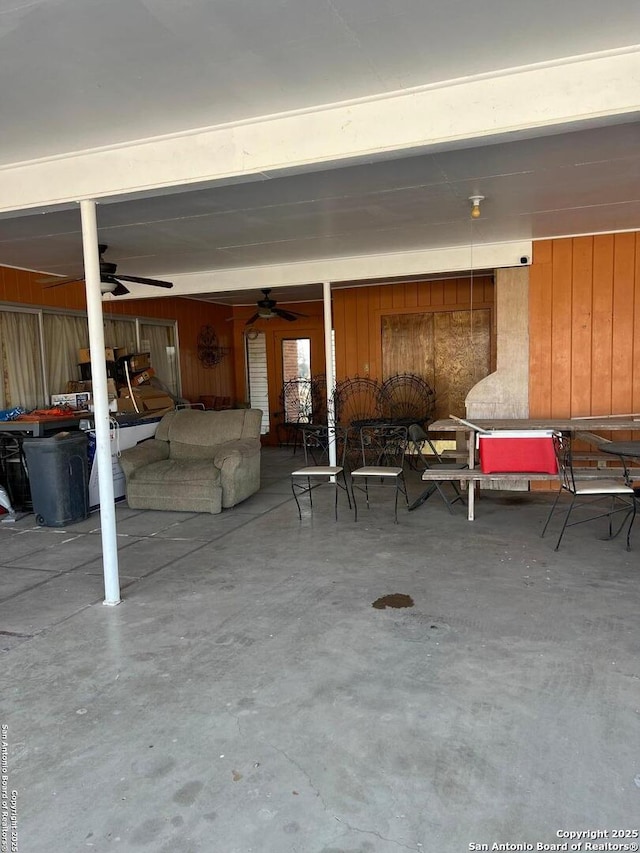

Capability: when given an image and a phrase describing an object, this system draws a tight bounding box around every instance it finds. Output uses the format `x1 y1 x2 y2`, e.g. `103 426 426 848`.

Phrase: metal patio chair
291 424 351 521
541 432 637 550
277 377 314 451
350 423 409 523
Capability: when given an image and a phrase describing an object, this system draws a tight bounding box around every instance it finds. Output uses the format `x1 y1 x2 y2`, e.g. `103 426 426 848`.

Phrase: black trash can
22 432 89 527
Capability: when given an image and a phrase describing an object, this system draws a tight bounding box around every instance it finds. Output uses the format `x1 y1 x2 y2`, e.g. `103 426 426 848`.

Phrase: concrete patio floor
1 447 639 852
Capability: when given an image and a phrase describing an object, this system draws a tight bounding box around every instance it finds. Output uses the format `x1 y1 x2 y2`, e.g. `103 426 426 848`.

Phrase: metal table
0 415 84 437
599 440 640 486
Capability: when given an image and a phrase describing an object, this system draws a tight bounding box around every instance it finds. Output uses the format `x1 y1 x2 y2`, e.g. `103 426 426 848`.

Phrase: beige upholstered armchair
119 408 262 514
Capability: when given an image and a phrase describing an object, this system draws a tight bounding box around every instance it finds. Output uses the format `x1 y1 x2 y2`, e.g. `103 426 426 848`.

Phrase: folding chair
541 432 637 550
406 423 467 512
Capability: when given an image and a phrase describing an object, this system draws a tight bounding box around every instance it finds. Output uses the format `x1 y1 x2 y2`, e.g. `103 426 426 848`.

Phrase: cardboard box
127 352 151 372
78 347 117 364
51 392 91 410
140 394 173 411
118 387 173 413
117 352 151 372
116 396 140 413
131 367 156 386
477 430 557 474
66 379 117 399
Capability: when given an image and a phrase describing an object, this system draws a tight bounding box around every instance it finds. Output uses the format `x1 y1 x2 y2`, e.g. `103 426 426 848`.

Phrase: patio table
427 416 640 520
598 440 640 486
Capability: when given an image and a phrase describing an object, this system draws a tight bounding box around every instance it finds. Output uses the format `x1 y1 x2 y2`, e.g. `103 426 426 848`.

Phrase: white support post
80 200 121 606
322 281 337 467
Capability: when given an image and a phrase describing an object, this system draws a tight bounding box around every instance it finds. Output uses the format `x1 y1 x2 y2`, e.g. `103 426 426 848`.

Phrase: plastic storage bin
22 432 89 527
477 430 557 474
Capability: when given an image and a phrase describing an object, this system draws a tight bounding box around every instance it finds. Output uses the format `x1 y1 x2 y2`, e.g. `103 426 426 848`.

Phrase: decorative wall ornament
197 325 229 368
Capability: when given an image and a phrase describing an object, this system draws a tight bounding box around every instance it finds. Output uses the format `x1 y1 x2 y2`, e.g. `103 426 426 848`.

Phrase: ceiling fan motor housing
245 287 306 324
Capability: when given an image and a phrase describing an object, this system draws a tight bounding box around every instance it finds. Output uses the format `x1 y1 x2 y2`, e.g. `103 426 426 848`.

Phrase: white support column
80 200 121 606
323 281 337 467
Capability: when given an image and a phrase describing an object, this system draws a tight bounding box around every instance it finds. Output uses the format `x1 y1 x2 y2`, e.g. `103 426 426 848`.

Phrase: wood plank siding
529 234 640 428
332 276 495 382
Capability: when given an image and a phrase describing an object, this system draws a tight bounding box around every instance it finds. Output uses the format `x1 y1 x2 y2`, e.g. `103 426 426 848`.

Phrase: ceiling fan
40 244 174 296
245 289 306 325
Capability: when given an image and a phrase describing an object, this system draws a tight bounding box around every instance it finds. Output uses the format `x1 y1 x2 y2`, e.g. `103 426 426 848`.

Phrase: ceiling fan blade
41 276 84 288
275 308 305 322
110 281 130 297
245 312 261 325
115 274 173 288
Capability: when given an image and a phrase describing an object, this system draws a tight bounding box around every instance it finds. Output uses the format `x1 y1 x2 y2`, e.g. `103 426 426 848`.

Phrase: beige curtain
43 314 90 396
103 318 137 352
0 311 46 410
140 323 177 395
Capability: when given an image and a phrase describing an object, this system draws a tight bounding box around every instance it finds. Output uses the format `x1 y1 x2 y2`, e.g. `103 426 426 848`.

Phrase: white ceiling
1 0 639 305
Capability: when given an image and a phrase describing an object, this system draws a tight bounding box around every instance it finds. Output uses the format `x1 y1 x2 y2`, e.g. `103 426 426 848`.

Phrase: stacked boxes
71 348 171 415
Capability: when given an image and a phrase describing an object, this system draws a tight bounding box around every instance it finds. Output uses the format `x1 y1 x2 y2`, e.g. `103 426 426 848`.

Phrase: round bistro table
599 440 640 487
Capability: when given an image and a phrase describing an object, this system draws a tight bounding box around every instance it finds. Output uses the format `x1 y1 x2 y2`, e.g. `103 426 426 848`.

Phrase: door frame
266 325 326 443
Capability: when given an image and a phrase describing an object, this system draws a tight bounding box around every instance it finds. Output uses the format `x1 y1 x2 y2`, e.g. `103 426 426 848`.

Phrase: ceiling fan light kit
245 289 307 325
40 244 174 297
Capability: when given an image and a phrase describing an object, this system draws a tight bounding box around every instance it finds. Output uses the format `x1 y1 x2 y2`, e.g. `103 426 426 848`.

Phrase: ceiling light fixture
469 194 485 219
257 306 276 319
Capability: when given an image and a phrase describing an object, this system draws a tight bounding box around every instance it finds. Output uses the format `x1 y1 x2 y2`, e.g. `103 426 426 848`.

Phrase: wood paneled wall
0 266 235 403
529 233 640 420
11 231 639 423
332 276 495 380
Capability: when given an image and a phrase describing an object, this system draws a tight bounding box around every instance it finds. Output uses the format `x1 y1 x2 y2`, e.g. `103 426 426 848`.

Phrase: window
0 304 180 410
43 314 89 397
0 309 45 409
140 322 179 397
281 338 311 381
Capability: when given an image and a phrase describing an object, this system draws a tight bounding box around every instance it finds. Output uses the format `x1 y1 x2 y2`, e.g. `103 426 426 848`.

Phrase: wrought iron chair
382 373 436 427
291 425 351 521
276 377 313 451
541 433 637 550
333 376 389 469
406 423 467 512
333 376 387 428
310 374 328 428
350 423 409 523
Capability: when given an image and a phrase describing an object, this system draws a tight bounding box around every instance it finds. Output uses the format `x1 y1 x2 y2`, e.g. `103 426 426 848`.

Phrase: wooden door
382 308 492 420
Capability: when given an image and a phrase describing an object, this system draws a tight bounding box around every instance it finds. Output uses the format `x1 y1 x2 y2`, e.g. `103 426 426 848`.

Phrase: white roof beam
1 49 638 215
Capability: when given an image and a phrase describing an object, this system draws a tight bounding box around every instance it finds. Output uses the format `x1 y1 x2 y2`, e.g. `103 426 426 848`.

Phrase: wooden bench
418 466 628 520
419 466 627 483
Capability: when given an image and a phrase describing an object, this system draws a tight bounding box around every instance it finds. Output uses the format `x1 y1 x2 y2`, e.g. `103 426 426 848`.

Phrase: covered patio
2 447 638 851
